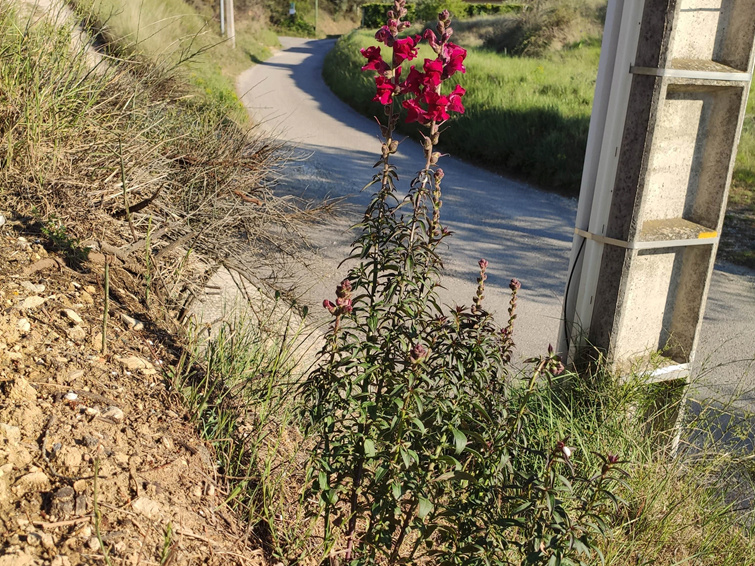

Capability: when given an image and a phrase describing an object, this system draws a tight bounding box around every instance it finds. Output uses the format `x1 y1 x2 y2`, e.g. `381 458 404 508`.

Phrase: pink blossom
399 66 424 96
422 90 450 122
442 43 466 78
375 25 394 47
373 75 396 105
422 59 443 88
393 36 420 64
423 28 439 52
361 46 389 73
402 98 427 124
448 84 465 114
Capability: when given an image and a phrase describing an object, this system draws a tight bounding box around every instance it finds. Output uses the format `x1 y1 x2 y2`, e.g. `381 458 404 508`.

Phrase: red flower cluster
359 10 467 125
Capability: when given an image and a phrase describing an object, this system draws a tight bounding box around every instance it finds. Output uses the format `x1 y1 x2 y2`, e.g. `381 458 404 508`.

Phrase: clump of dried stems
0 0 319 320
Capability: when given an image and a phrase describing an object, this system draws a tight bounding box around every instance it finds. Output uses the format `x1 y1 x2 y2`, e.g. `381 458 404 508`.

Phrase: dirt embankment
0 229 265 565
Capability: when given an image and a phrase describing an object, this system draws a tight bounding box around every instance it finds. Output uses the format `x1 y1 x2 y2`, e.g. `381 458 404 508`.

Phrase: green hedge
361 2 521 28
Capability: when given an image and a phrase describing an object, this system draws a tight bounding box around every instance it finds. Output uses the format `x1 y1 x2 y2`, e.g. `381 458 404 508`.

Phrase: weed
304 5 623 563
39 214 91 266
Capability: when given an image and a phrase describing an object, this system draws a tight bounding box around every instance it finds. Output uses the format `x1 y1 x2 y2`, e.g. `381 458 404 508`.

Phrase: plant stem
102 259 109 354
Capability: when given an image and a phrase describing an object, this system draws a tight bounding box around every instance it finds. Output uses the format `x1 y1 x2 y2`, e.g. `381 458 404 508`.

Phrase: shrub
303 2 624 563
414 0 468 22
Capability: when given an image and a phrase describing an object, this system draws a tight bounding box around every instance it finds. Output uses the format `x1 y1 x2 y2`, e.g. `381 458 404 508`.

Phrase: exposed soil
0 220 266 565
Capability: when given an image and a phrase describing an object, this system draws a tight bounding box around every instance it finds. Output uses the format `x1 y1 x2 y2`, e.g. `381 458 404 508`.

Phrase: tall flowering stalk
301 4 623 565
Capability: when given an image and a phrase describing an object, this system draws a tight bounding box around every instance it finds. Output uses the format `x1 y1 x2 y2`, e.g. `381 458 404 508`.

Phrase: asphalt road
236 37 755 406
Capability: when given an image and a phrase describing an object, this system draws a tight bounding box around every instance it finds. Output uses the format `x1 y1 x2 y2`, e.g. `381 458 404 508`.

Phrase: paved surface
236 37 755 406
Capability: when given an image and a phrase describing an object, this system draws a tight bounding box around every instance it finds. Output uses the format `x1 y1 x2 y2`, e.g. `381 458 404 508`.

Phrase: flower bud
323 299 336 314
430 152 441 165
556 441 572 459
509 278 521 292
409 342 428 364
478 258 488 271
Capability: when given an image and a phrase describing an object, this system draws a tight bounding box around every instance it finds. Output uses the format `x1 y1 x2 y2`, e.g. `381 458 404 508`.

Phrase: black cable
562 235 587 353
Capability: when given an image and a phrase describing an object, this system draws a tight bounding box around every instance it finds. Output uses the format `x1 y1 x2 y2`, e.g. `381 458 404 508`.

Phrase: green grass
324 29 598 192
324 29 755 263
74 0 279 120
169 301 755 564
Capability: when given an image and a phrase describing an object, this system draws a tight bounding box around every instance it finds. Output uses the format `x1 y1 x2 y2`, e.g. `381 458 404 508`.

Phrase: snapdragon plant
301 4 626 564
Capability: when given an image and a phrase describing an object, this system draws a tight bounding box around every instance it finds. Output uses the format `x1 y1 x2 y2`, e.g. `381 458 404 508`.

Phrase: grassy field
74 0 279 120
324 29 599 191
323 28 755 266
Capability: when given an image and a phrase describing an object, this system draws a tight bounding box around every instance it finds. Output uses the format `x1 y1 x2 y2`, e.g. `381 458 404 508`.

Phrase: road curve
236 37 755 405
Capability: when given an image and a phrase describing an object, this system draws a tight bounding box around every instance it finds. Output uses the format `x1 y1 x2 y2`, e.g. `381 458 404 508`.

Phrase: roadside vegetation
323 0 755 267
73 0 279 119
2 0 754 565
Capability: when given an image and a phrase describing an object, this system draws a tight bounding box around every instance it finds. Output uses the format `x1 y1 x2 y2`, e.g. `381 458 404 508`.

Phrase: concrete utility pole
220 0 225 36
559 0 755 395
225 0 235 49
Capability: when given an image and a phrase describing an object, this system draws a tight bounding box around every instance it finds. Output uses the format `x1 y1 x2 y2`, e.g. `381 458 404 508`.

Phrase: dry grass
0 0 321 321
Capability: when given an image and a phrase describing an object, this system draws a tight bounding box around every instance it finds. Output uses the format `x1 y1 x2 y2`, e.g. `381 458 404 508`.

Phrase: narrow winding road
236 37 755 405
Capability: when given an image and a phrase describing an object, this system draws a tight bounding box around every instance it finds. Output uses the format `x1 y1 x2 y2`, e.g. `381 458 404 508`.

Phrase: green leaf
363 438 376 458
400 447 413 468
418 496 433 519
392 482 402 500
452 428 468 455
411 417 426 433
318 471 329 491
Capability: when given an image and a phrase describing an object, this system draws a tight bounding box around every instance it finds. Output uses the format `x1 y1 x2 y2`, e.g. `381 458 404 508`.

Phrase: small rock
50 486 76 519
75 493 88 516
16 318 30 333
73 480 88 493
84 285 96 294
131 496 160 519
65 392 79 402
0 423 21 444
57 446 83 472
101 406 124 422
14 470 50 495
75 524 92 540
62 309 83 324
40 532 55 550
120 313 144 331
68 369 84 380
113 452 129 466
66 325 86 342
7 377 36 402
26 532 43 547
191 485 202 498
84 406 100 417
0 551 34 566
51 556 72 566
115 355 153 372
0 213 5 227
81 436 99 449
20 281 45 294
87 536 101 551
80 291 94 305
18 295 46 310
16 237 30 250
